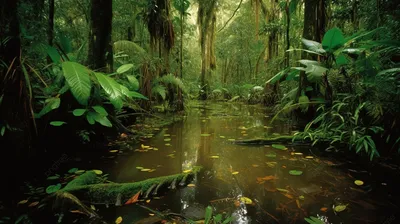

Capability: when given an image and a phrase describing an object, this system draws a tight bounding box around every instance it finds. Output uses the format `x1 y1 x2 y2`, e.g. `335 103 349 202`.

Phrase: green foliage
62 61 92 106
203 206 233 224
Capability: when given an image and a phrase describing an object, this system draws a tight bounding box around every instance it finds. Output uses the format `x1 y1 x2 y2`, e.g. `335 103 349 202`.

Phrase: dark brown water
91 101 398 224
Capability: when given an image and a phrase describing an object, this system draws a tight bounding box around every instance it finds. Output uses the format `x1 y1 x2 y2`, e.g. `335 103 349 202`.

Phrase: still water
94 101 398 224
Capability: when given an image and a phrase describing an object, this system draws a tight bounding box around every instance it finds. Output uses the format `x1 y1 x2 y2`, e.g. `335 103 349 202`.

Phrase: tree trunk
47 0 55 63
87 0 113 72
285 0 290 67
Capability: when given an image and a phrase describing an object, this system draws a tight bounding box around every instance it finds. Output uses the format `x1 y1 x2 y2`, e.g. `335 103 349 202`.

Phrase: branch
218 0 243 33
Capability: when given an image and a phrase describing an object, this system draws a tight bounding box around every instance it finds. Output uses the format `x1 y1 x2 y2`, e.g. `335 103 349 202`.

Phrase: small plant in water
204 206 233 224
304 215 332 224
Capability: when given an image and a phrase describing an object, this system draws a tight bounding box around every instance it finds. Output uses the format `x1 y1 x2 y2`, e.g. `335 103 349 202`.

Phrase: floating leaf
141 169 151 172
146 199 151 203
200 133 211 137
272 144 287 150
232 171 239 175
265 153 277 158
109 150 118 153
136 167 144 170
18 200 28 205
115 216 123 224
183 169 192 173
68 168 78 173
228 139 235 142
305 156 314 159
276 188 289 193
320 207 328 212
334 204 348 212
125 191 141 205
239 197 253 205
266 162 277 168
187 184 196 187
294 152 303 156
93 170 103 175
28 202 39 207
164 138 171 142
219 136 225 138
153 148 159 151
164 134 170 137
210 156 219 159
299 195 305 200
165 143 171 146
289 170 303 176
46 183 61 194
354 180 364 186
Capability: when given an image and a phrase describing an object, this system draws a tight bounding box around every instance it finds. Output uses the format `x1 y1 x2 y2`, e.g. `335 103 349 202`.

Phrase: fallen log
60 166 202 205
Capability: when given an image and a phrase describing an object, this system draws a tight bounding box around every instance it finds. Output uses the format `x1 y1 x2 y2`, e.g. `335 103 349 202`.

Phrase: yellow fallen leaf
241 131 246 134
165 143 171 146
305 156 314 159
109 150 118 153
243 134 248 136
252 164 259 167
28 201 39 207
153 148 159 151
294 153 303 156
187 184 196 187
183 169 192 173
354 180 364 186
232 171 239 175
148 169 156 172
146 199 151 203
18 200 28 205
141 169 151 172
149 213 155 216
115 216 123 224
228 139 235 141
239 197 252 205
210 156 219 159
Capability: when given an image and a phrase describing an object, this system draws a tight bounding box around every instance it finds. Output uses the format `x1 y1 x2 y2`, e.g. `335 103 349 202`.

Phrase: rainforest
0 0 400 223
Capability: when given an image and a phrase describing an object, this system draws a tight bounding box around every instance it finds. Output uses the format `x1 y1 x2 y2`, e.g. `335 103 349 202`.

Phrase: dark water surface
85 101 398 224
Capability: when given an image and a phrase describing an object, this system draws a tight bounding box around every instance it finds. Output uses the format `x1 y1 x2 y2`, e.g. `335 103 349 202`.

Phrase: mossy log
233 136 302 145
60 166 202 205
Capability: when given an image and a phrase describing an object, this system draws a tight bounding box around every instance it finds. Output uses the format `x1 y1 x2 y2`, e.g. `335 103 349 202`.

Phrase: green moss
61 166 201 204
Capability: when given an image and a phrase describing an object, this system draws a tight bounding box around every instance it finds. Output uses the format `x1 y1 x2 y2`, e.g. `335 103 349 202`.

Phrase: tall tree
197 0 218 100
47 0 55 63
87 0 113 72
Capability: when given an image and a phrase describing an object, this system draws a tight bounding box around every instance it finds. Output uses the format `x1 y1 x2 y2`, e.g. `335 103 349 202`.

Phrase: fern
157 74 186 93
152 84 167 100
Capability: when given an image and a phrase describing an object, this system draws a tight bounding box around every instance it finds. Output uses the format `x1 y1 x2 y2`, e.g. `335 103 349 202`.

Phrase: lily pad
272 144 287 150
46 183 61 194
289 170 303 176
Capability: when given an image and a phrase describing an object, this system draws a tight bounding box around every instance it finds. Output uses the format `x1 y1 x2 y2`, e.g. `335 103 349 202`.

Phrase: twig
218 0 243 33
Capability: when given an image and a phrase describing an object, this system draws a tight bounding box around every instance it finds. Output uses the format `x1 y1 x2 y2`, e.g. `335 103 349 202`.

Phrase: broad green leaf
304 216 325 224
92 106 108 116
334 204 347 212
301 39 326 54
46 45 62 64
127 75 140 91
92 113 112 127
306 65 328 83
336 54 349 66
289 170 303 176
46 183 61 194
94 72 123 110
68 168 78 173
117 64 134 74
50 121 66 126
173 0 190 14
322 27 345 52
266 69 286 85
205 206 212 224
86 112 96 125
93 170 103 175
299 95 310 111
62 62 92 106
36 97 61 118
73 109 86 116
214 214 222 223
272 144 287 150
59 35 72 54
